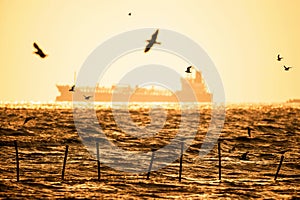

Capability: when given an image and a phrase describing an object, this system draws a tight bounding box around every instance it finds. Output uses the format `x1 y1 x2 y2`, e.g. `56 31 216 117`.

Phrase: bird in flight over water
144 29 161 53
283 65 292 71
277 54 283 61
185 66 192 73
84 95 92 100
69 85 75 92
278 150 288 155
23 116 35 125
33 42 47 58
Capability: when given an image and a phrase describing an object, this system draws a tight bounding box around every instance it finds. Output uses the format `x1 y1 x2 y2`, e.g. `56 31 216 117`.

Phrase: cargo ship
286 99 300 103
55 70 212 102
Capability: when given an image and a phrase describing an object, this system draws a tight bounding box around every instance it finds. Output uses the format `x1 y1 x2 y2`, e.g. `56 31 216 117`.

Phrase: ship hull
56 70 212 102
56 85 212 102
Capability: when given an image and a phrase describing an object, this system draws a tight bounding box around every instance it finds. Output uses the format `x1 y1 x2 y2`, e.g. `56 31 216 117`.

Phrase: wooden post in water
218 142 221 180
14 141 19 182
274 154 284 180
179 142 184 182
247 127 251 138
61 145 69 181
147 150 155 180
96 142 100 181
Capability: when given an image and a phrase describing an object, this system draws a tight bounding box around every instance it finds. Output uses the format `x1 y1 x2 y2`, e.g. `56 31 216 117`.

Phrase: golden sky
0 0 299 103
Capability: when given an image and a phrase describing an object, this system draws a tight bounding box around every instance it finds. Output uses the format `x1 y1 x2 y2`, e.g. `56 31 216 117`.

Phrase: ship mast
74 71 76 84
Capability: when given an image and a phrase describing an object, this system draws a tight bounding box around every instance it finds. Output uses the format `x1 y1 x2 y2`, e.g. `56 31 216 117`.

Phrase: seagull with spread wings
185 66 192 73
84 95 92 100
33 42 47 58
23 116 35 125
69 85 75 92
283 65 292 71
144 29 161 53
277 54 283 61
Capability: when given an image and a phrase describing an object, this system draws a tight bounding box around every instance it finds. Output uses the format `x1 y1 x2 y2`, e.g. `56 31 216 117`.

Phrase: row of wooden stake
13 141 284 182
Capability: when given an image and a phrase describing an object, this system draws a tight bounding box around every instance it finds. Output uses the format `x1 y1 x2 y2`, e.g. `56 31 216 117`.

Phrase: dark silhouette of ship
56 70 212 102
286 99 300 103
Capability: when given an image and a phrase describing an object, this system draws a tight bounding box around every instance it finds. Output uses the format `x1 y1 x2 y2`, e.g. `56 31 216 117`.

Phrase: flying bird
185 66 192 73
277 54 283 61
33 42 47 58
23 116 35 125
283 65 292 71
144 29 161 53
69 85 75 92
240 151 249 160
84 95 92 100
278 150 288 155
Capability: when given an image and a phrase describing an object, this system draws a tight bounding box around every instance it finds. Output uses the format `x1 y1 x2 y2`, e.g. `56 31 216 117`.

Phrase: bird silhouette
84 95 92 100
283 65 292 71
229 145 236 153
128 12 131 16
185 66 192 73
69 85 75 92
240 151 249 160
33 42 47 58
23 116 35 125
144 29 161 53
277 54 283 61
278 150 288 155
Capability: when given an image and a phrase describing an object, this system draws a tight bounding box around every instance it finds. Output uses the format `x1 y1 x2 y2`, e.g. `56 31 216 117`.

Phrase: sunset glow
0 0 299 103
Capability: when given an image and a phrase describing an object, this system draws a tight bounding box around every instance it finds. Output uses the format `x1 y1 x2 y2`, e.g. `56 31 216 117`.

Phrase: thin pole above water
274 155 284 180
147 150 155 180
247 127 251 138
218 142 221 180
62 145 69 181
179 142 184 182
96 142 100 181
14 141 19 182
